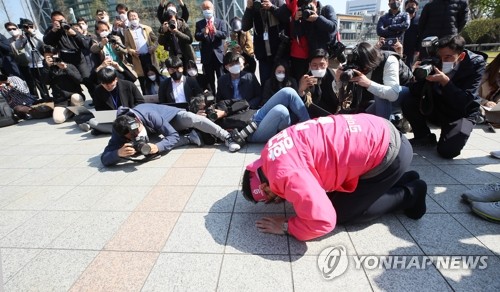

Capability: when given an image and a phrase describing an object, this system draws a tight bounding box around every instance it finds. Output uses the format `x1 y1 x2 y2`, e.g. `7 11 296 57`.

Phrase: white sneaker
462 183 500 202
471 201 500 222
225 136 241 152
78 123 91 132
490 151 500 159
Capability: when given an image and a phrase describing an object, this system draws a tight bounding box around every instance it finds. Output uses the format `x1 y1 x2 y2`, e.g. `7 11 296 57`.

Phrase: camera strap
260 10 272 56
123 152 161 163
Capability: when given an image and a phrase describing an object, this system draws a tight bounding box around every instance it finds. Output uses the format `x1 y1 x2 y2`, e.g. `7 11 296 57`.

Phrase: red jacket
246 114 390 240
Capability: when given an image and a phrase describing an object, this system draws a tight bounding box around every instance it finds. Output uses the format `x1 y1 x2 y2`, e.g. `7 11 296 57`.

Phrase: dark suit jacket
158 76 203 105
194 18 228 64
216 71 262 109
93 79 145 111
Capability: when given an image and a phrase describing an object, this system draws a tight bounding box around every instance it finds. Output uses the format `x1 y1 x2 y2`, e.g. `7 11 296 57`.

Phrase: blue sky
322 0 348 14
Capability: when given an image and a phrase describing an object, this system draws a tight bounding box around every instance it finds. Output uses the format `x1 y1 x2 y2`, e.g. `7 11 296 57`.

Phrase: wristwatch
281 221 289 235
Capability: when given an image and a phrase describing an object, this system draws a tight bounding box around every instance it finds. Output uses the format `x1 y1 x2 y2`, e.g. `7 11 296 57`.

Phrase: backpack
379 51 414 86
0 93 16 127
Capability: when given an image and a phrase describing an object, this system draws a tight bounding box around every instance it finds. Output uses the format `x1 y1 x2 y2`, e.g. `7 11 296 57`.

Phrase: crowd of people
1 0 499 241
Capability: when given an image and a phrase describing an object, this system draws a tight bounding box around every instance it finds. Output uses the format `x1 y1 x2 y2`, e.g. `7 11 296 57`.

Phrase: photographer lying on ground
242 113 427 241
101 103 241 166
190 87 310 144
400 35 485 159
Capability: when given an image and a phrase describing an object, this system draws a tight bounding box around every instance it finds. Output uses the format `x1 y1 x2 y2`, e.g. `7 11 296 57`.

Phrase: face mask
203 10 213 19
390 1 401 10
119 14 127 21
228 64 241 74
148 75 156 81
406 7 415 14
80 24 88 31
99 31 110 38
311 69 326 78
275 73 285 82
167 6 177 13
129 20 139 28
8 29 20 37
101 16 110 23
187 69 198 77
441 62 455 74
171 71 183 81
137 127 148 141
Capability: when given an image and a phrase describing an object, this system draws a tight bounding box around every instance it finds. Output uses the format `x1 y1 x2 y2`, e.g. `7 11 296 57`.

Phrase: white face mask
187 69 198 77
129 20 139 27
167 6 177 13
148 75 156 81
80 24 88 31
119 14 127 21
203 10 213 19
137 127 148 140
102 16 110 23
8 29 20 37
441 62 455 74
228 64 241 74
275 73 285 82
99 31 110 38
311 69 326 78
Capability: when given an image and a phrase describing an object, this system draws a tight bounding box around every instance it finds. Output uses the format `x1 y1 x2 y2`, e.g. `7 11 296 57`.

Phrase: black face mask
406 7 416 14
390 2 401 9
171 71 182 81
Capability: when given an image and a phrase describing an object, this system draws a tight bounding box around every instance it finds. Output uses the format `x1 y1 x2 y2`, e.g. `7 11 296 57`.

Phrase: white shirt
172 76 187 103
366 55 401 102
131 26 148 55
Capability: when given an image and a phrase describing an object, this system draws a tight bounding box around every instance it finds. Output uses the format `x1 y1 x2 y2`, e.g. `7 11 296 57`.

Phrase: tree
469 0 499 19
52 0 69 17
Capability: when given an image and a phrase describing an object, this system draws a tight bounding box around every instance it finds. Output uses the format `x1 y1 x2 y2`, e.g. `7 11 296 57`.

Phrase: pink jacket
247 114 390 241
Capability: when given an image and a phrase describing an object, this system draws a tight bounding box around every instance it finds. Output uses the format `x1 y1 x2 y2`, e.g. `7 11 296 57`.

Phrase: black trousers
290 57 310 84
401 88 474 159
203 53 224 96
329 135 414 223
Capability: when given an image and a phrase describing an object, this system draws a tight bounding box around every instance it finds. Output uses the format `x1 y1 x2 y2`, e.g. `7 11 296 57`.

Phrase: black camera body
52 54 62 63
413 36 440 81
188 91 217 121
168 19 176 30
339 45 360 83
132 136 151 155
274 31 290 62
253 0 262 10
59 20 71 30
298 0 315 19
327 41 346 63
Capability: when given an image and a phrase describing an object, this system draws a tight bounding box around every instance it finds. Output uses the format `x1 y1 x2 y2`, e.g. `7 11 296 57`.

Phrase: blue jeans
366 86 405 120
247 87 310 143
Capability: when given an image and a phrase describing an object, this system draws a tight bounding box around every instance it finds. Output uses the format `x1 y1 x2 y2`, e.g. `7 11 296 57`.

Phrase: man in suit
124 10 159 93
87 67 145 134
215 52 262 109
194 0 228 95
158 56 202 106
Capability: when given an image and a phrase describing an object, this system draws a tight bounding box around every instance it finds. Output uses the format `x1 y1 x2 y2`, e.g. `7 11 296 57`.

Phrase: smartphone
115 16 121 21
310 77 318 85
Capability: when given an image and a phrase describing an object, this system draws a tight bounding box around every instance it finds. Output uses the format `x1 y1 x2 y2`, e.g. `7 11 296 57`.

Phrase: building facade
346 0 382 15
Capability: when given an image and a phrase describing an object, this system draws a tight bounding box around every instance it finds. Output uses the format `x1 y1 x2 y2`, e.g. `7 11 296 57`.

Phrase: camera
168 19 176 30
52 54 62 63
298 0 315 20
109 38 126 49
413 36 440 81
59 20 71 30
253 0 262 10
125 117 151 155
132 136 151 155
189 91 218 121
339 45 360 83
231 121 258 145
327 41 346 63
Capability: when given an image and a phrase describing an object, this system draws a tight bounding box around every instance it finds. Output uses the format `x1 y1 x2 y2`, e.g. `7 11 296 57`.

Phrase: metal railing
465 43 500 51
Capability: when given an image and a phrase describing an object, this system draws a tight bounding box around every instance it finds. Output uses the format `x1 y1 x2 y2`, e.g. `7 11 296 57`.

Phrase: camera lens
340 69 355 83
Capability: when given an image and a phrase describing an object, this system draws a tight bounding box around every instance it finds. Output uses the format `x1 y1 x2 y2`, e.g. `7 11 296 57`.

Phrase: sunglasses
23 25 34 29
6 28 17 31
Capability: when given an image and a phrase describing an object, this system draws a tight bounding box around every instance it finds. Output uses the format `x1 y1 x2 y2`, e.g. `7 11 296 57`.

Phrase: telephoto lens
231 121 258 145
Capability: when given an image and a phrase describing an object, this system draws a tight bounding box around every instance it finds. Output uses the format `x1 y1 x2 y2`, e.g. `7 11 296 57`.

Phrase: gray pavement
0 118 500 291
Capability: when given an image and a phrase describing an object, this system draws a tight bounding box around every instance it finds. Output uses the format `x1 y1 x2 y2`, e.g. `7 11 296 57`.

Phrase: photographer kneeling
335 42 401 119
101 103 242 166
400 35 485 159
